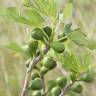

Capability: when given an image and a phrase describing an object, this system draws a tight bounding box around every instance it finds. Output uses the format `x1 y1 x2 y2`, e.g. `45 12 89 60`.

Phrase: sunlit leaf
0 7 44 26
67 29 96 49
5 42 24 54
31 0 57 17
63 3 73 19
24 8 44 26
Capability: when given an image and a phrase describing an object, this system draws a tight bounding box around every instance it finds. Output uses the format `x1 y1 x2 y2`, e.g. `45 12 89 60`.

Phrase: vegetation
0 0 96 96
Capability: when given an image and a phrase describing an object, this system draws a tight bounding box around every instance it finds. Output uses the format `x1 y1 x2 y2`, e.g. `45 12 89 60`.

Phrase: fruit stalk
60 80 76 96
21 45 50 96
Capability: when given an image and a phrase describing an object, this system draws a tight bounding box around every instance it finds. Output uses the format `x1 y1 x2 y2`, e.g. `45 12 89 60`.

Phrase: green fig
43 26 52 38
80 72 94 83
72 84 83 93
22 45 33 57
51 42 65 53
31 72 40 80
51 86 61 96
31 28 45 42
28 78 43 90
28 40 38 55
32 91 42 96
40 66 49 76
56 77 67 88
43 55 57 69
48 80 57 90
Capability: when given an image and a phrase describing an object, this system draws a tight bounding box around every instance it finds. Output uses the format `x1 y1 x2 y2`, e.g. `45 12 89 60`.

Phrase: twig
60 81 76 96
21 45 50 96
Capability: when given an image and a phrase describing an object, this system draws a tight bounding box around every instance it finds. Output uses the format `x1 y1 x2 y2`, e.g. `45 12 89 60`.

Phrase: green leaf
24 8 44 26
5 42 24 54
63 3 73 19
67 29 96 49
31 0 57 17
0 7 44 26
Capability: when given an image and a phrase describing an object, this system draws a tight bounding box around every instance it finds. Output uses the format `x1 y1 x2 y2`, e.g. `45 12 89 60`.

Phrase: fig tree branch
21 45 50 96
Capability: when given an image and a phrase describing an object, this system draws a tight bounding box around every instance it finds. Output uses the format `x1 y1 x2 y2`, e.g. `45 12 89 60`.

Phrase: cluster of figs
22 25 94 96
22 25 67 59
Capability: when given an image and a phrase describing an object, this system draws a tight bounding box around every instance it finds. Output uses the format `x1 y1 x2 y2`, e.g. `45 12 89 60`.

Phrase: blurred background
0 0 96 96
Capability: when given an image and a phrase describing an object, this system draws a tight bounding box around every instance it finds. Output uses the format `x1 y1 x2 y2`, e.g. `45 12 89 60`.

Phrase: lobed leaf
0 7 44 26
5 42 24 54
63 3 73 19
67 29 96 49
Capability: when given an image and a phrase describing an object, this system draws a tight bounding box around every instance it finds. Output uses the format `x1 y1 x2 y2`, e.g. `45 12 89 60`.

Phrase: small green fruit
43 26 52 38
31 72 40 80
72 84 83 93
43 55 57 69
32 91 41 96
80 73 94 83
51 42 65 53
40 66 49 76
29 78 43 90
31 28 44 42
56 77 67 88
22 45 33 57
48 80 57 90
28 40 38 55
51 86 61 96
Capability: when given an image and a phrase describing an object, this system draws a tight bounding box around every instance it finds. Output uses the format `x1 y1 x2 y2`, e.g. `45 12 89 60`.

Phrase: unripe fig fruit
22 45 33 57
43 26 52 38
28 40 38 55
56 77 67 88
31 28 45 42
28 78 43 90
43 55 57 69
40 66 49 76
51 42 65 53
32 91 42 96
31 72 40 80
51 86 61 96
80 72 94 83
72 84 83 93
48 80 57 90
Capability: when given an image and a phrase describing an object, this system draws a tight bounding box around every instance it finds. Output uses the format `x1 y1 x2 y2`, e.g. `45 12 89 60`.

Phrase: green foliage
63 3 73 19
5 42 24 54
67 29 96 49
1 1 96 96
31 0 57 18
0 7 44 26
